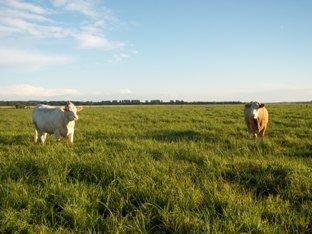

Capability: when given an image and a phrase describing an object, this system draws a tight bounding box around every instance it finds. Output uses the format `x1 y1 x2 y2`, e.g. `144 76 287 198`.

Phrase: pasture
0 104 311 233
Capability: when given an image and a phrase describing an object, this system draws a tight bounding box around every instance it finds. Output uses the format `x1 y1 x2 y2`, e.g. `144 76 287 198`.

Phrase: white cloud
0 0 128 49
0 84 78 97
2 8 51 22
63 0 97 17
6 0 48 15
111 49 138 62
0 17 49 37
51 0 97 17
119 88 133 94
51 0 67 7
51 0 122 28
0 48 74 70
113 53 130 62
80 21 106 34
0 1 68 38
131 50 139 54
75 33 124 49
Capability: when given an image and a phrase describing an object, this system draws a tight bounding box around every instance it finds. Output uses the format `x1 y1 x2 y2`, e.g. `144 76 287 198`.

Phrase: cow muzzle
252 110 258 119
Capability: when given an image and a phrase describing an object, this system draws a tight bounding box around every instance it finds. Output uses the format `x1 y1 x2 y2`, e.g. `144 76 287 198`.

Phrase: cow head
245 101 265 119
63 101 83 121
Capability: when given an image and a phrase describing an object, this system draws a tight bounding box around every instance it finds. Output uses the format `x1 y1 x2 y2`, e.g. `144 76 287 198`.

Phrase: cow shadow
223 163 290 198
147 130 202 142
0 134 32 146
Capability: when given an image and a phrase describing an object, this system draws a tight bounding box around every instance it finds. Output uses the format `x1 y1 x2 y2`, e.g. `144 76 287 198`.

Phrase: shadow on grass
79 130 137 142
290 144 312 158
0 134 31 146
224 163 312 208
147 130 202 142
0 158 47 185
223 163 290 198
66 161 118 188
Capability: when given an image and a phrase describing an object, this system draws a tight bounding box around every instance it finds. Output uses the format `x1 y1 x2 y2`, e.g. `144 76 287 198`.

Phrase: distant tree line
5 100 312 108
2 100 312 108
0 100 247 107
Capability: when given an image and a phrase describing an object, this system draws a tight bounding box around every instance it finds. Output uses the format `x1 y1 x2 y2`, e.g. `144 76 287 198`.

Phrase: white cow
32 101 82 144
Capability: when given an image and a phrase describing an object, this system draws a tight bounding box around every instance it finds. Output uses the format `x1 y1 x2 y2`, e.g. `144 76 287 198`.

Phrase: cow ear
64 102 69 111
259 103 265 108
77 106 83 111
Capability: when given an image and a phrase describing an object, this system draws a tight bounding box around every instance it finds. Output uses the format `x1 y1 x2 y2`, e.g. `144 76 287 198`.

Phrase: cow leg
247 129 254 139
34 129 38 143
37 131 46 144
246 122 254 139
249 132 255 139
67 130 74 144
259 127 266 138
54 131 61 143
41 132 47 144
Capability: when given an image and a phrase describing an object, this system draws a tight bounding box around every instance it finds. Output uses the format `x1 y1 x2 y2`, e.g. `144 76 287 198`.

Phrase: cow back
32 106 66 134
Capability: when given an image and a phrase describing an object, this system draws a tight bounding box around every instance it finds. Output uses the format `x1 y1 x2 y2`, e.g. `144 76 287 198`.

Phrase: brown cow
244 101 268 139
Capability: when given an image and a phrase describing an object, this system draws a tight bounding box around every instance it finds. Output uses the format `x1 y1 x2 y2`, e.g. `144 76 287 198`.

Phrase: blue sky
0 0 311 102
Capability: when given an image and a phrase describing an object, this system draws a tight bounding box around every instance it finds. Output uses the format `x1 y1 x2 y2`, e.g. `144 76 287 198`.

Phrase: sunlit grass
0 104 311 233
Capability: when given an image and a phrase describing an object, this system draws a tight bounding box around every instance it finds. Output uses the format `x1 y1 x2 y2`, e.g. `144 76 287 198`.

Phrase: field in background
0 104 311 233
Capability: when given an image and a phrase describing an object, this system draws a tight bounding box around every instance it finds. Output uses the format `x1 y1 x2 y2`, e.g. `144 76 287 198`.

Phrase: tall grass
0 104 311 233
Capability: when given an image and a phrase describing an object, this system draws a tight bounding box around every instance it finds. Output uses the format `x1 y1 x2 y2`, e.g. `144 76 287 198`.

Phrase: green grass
0 104 311 233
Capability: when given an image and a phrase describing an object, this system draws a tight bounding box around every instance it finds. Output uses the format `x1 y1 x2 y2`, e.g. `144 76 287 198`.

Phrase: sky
0 0 311 102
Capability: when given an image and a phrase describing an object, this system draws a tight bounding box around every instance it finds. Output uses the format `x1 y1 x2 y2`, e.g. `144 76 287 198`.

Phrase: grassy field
0 104 311 233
